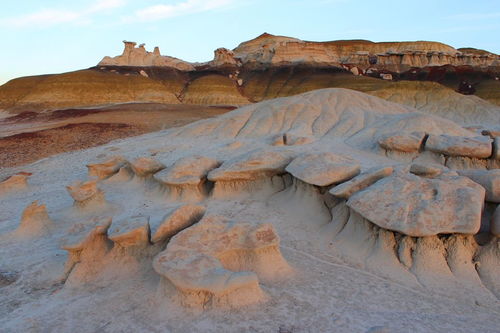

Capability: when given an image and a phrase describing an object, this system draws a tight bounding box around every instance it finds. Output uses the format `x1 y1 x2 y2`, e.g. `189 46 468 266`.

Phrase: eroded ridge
153 215 291 308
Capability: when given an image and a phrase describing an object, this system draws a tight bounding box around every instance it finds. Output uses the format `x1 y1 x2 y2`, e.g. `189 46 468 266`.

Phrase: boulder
329 166 393 198
150 205 206 243
208 150 294 181
492 206 500 237
458 169 500 203
108 216 150 247
87 156 128 180
62 217 112 253
66 180 105 208
154 155 220 185
425 135 492 158
153 215 290 308
378 132 426 152
347 172 485 236
285 152 360 186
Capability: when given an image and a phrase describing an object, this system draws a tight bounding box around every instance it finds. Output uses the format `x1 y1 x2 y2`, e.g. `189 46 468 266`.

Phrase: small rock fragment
409 163 445 177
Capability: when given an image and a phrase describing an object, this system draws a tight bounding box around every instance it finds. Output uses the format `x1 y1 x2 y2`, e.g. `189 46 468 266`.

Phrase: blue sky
1 0 499 85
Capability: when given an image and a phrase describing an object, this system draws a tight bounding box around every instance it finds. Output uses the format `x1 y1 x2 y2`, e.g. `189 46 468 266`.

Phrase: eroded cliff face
232 33 500 71
98 34 500 73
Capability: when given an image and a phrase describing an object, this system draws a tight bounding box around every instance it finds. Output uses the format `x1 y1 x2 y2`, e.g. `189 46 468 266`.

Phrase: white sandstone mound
1 88 500 331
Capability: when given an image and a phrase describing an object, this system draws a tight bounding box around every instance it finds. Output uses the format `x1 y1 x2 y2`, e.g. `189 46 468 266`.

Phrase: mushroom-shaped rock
492 206 500 237
108 216 150 247
285 152 360 187
87 156 128 180
150 205 205 243
378 132 426 152
346 172 485 237
0 172 31 195
62 217 112 253
207 150 294 181
153 215 290 308
66 180 105 208
130 157 165 177
409 162 446 177
458 169 500 203
61 217 113 283
15 201 53 238
154 155 220 186
329 166 393 199
425 135 492 158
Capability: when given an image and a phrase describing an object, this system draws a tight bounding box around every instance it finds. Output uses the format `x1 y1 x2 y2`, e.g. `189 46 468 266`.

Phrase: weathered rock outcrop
329 166 393 198
0 172 30 195
15 201 53 238
99 41 194 71
153 215 291 308
87 156 128 180
66 180 106 209
346 171 485 236
378 132 426 152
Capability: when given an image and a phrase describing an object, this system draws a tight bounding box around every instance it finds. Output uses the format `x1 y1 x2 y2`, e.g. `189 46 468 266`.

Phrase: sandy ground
0 103 232 168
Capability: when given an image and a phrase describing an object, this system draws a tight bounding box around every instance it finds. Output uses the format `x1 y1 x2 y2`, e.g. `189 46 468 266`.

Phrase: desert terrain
1 34 499 332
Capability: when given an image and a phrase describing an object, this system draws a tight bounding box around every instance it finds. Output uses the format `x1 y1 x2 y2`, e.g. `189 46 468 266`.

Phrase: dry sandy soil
0 103 232 168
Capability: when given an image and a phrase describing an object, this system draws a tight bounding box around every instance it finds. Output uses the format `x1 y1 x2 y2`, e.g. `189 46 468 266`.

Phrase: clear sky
1 0 499 85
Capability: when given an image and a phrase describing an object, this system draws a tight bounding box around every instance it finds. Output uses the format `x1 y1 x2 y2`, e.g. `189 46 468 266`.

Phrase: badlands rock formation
1 88 500 331
99 41 195 71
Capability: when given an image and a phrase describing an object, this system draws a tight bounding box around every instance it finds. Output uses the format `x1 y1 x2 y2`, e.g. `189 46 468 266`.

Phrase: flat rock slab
108 216 150 247
150 205 206 243
347 172 485 237
378 132 425 152
425 134 492 158
130 157 165 177
87 156 127 180
155 155 220 185
208 150 294 181
330 166 393 198
458 169 500 203
285 152 360 186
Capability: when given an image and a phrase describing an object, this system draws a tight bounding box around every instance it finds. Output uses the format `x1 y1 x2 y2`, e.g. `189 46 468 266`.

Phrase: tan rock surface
130 157 165 177
425 134 492 158
492 206 500 237
285 152 360 186
347 172 485 236
150 205 205 243
207 150 294 181
108 216 150 247
458 169 500 203
378 131 425 152
153 215 290 308
87 156 128 180
329 166 393 198
154 156 219 185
